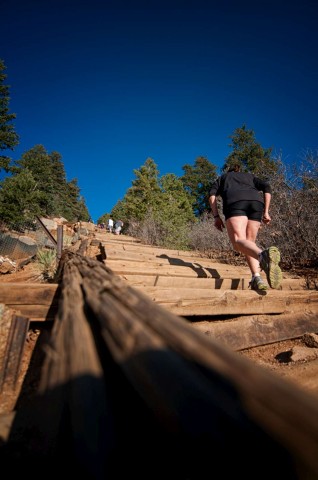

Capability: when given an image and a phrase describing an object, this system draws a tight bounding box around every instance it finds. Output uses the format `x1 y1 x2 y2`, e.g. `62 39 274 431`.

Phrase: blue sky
2 0 317 222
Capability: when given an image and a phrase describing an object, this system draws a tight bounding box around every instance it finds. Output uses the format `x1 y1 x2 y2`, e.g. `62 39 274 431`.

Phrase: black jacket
209 171 271 208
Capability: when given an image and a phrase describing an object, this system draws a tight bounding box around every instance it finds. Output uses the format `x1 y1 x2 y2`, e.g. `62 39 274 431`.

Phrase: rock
290 345 318 362
0 256 16 274
0 233 37 259
302 332 318 348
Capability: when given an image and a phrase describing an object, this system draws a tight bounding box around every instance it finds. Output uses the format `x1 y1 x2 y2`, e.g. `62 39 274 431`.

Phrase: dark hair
228 164 241 173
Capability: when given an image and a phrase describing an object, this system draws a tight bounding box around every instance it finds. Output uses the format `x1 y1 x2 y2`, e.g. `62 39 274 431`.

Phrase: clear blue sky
2 0 317 223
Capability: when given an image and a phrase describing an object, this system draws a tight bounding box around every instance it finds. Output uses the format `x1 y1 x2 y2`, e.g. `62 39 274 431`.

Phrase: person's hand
214 216 225 231
262 212 271 224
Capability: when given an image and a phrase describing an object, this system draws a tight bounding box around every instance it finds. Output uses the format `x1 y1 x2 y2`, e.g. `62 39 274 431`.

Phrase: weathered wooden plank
106 262 251 279
102 239 192 254
120 274 246 289
0 283 59 321
2 304 57 321
120 274 305 291
100 235 141 245
102 239 223 261
190 311 318 350
0 314 29 392
77 237 90 255
0 305 15 386
0 283 59 304
103 248 232 265
157 300 315 316
106 256 250 271
133 286 318 315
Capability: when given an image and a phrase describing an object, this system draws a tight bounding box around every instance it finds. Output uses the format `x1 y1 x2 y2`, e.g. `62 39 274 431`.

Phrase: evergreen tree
0 169 42 223
155 173 196 248
16 145 56 215
0 59 19 172
110 200 126 223
50 151 70 216
160 173 195 223
223 124 278 177
181 156 218 216
108 165 196 248
63 178 90 222
76 195 90 222
119 158 162 222
13 145 90 221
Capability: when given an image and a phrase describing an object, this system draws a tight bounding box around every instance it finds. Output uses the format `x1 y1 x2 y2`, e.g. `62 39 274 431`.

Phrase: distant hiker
108 217 114 233
208 163 282 292
114 220 124 235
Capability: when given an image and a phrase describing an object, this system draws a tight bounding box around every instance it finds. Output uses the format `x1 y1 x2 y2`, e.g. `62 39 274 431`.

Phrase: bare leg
226 216 262 275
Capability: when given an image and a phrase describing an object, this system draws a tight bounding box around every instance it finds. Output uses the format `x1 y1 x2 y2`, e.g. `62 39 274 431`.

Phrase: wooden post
56 225 63 261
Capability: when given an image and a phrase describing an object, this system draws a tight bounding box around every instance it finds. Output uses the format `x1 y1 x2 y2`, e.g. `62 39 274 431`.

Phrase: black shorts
224 200 264 221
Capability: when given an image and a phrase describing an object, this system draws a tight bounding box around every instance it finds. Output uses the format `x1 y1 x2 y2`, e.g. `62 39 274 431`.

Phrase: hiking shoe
249 276 268 291
260 246 282 289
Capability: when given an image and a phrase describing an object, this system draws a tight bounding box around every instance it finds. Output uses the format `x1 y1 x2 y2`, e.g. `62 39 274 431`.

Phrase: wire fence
0 218 60 261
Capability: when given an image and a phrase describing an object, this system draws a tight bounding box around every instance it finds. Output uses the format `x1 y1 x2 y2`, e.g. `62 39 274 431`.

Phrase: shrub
35 248 57 280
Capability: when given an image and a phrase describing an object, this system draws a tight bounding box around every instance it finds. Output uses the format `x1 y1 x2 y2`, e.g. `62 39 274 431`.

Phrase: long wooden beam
190 311 318 350
3 251 318 478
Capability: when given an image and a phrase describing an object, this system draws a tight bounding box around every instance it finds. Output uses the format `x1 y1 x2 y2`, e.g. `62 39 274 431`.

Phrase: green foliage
223 124 278 177
0 169 42 222
36 247 57 280
0 144 91 223
155 173 196 248
109 156 215 246
61 177 90 222
121 158 162 221
110 200 126 224
119 163 196 249
181 156 218 215
0 59 19 172
16 145 56 215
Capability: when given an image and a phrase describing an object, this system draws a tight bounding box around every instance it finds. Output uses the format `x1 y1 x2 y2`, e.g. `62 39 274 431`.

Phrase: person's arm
254 176 272 224
263 192 271 224
208 194 225 231
209 194 219 217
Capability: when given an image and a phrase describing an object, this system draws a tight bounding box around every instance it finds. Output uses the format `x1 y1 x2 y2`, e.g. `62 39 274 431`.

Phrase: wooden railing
1 244 318 479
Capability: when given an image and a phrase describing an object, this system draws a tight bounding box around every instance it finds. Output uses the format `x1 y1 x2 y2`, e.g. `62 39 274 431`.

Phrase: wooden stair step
119 274 305 291
190 311 318 350
0 283 59 321
134 286 318 316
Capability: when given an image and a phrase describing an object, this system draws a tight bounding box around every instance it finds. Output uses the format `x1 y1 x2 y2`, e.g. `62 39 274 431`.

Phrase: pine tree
14 145 90 221
156 173 196 248
0 59 19 172
50 151 70 216
0 169 42 223
223 124 278 177
181 156 218 216
63 178 90 222
119 158 162 221
16 145 56 215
